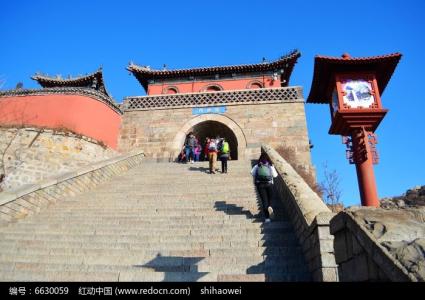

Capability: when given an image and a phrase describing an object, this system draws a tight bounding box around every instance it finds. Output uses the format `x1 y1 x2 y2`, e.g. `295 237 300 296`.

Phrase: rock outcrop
380 186 425 208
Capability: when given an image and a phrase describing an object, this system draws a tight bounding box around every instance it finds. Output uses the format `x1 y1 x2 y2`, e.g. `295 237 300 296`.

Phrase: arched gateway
118 50 314 171
172 114 246 160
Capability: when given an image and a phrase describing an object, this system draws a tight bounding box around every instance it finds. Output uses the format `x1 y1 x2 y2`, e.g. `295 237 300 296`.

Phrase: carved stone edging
0 150 144 225
261 144 338 282
330 209 419 282
123 86 304 111
0 87 122 114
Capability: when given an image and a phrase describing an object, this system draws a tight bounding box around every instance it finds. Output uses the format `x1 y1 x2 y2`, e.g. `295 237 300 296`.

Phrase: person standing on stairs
203 137 210 161
219 138 230 174
208 138 218 174
251 153 278 223
194 142 201 162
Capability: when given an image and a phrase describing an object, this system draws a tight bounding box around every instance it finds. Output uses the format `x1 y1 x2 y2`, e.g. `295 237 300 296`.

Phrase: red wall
147 76 281 95
0 94 122 149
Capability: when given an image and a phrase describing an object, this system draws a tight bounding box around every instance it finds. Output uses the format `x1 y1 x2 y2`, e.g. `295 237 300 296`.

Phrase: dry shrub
275 145 323 198
327 203 344 213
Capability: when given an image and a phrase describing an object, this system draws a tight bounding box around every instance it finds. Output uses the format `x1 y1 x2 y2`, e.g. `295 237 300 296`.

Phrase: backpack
256 163 273 183
221 142 230 154
208 141 217 151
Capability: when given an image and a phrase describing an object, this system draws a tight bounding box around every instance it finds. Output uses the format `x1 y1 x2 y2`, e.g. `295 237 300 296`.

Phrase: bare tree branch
319 162 342 206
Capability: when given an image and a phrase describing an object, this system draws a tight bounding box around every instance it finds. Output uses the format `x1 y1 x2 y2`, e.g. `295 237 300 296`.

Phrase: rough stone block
334 231 349 264
320 252 337 268
352 234 363 256
315 212 336 225
352 253 369 281
371 246 409 281
319 239 334 253
330 213 346 234
367 255 379 280
317 225 333 240
340 259 361 282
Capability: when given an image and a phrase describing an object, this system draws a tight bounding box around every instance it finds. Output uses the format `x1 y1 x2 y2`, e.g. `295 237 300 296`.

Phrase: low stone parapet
0 151 144 226
261 144 338 281
330 207 425 281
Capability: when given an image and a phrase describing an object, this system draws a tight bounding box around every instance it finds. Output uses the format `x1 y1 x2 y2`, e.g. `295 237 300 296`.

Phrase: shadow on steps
134 253 207 282
214 201 262 221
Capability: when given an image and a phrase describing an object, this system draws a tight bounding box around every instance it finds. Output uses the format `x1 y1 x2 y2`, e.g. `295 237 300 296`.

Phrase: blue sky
1 0 424 206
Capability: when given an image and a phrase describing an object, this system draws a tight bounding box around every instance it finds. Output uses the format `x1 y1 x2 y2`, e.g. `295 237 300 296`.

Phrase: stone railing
123 86 304 111
261 144 338 282
0 87 122 114
330 207 425 281
0 150 144 226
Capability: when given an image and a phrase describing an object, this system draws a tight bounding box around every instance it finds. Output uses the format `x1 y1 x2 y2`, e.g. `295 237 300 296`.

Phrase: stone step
0 243 302 256
32 212 261 218
17 215 263 223
0 253 307 274
58 199 264 206
0 269 242 282
263 272 312 282
75 192 258 199
49 200 268 207
41 207 261 214
0 227 295 237
4 219 291 228
0 254 306 273
111 176 254 181
0 239 299 251
15 218 276 227
0 238 301 253
44 206 280 212
0 231 297 243
0 267 310 282
25 213 288 222
1 222 292 232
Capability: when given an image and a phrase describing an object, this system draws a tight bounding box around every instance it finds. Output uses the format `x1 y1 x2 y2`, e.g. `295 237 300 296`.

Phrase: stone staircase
0 160 311 281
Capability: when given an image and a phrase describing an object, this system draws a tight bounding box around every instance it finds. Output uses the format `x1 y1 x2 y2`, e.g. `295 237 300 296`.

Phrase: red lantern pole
351 127 379 207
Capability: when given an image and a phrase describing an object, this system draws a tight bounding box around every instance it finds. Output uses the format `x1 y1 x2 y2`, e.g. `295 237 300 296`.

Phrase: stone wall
0 150 144 226
330 207 425 282
119 101 312 170
0 127 117 191
261 144 338 281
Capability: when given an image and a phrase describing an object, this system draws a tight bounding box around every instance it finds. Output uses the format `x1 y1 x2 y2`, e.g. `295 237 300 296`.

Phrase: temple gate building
120 50 313 172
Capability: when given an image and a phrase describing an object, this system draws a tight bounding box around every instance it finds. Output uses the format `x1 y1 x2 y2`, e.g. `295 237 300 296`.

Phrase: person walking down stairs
251 153 278 223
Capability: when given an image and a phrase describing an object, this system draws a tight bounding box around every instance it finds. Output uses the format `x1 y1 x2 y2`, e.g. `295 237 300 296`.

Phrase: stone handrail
261 144 338 281
0 150 144 226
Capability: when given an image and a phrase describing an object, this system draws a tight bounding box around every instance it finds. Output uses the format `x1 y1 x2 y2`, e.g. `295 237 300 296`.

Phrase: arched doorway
191 120 238 160
171 114 247 161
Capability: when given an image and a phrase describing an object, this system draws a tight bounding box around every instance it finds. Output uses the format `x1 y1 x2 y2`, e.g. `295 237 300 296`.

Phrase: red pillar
352 128 380 207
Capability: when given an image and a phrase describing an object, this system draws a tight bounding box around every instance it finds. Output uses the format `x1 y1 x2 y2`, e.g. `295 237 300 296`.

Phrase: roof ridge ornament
342 53 351 59
31 68 112 99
